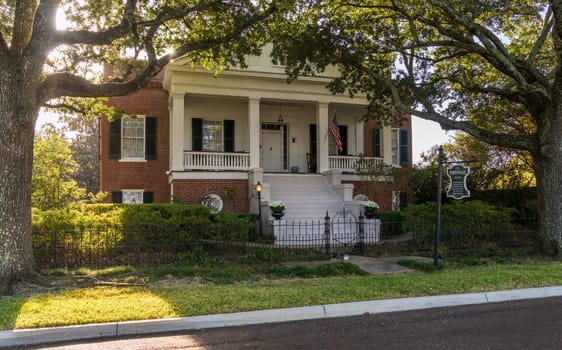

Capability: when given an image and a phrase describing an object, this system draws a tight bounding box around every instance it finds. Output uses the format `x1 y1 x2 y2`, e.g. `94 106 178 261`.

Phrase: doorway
261 123 287 171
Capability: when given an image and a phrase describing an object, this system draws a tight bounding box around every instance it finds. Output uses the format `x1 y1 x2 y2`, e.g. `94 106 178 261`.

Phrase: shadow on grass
0 297 26 330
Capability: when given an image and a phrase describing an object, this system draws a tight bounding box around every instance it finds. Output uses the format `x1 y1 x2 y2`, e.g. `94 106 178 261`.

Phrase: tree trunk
533 107 562 255
0 68 39 294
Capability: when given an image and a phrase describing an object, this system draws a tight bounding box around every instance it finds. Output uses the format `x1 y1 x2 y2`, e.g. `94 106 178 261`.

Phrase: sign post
434 146 474 266
434 146 444 266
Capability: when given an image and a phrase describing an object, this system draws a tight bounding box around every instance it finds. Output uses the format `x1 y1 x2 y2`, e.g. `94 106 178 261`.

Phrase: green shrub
376 211 404 238
401 201 515 244
252 246 280 263
32 204 259 254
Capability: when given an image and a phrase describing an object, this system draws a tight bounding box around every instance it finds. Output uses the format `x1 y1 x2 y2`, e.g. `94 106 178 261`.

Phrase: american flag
329 111 343 154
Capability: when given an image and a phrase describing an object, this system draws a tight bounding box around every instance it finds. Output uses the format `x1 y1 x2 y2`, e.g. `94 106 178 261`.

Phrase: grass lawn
1 260 562 331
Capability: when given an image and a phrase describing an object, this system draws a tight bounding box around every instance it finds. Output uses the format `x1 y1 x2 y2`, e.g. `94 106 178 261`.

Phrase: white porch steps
264 174 344 219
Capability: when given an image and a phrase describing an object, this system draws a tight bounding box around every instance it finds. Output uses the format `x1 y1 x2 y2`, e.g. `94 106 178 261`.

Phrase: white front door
261 127 284 171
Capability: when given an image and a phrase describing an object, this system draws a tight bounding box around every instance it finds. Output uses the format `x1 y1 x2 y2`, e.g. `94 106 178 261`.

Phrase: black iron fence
32 215 538 269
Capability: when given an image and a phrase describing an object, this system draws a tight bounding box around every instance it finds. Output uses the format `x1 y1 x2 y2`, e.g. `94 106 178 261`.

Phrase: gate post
324 211 331 256
358 211 365 255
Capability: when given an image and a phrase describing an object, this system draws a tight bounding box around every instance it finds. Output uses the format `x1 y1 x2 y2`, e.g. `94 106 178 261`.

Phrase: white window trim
121 115 146 161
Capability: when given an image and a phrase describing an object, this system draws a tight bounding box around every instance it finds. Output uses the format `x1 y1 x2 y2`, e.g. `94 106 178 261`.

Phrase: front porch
182 151 383 173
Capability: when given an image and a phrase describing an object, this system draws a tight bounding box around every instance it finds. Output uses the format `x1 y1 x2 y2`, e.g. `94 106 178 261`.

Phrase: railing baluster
183 151 250 170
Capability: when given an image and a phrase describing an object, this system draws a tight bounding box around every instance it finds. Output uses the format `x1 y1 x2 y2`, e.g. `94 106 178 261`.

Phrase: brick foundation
171 179 249 213
344 180 394 211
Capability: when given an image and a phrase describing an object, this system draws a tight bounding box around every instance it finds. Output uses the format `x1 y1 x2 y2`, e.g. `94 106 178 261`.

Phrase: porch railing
329 155 383 172
184 151 250 170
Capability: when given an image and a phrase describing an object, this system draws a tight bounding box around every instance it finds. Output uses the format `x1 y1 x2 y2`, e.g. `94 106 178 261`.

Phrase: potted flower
269 200 286 220
363 201 379 219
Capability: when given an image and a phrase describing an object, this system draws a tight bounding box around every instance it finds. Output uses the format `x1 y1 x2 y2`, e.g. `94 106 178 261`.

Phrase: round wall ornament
201 193 224 213
353 193 369 201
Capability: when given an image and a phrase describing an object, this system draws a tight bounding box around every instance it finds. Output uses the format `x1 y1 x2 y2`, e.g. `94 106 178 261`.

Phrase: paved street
24 296 562 350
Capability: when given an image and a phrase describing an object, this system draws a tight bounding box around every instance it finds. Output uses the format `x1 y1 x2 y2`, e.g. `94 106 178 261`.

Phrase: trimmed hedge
401 201 515 244
32 204 258 252
375 211 404 238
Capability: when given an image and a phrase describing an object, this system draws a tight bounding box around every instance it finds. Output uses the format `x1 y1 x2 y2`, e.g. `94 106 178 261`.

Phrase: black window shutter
223 119 235 152
112 191 122 203
399 192 408 210
192 118 203 151
338 125 348 155
373 128 381 157
145 117 157 160
143 191 154 203
399 129 409 166
109 118 121 159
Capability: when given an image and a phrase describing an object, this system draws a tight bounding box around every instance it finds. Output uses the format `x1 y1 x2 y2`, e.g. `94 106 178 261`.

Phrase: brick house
100 46 412 218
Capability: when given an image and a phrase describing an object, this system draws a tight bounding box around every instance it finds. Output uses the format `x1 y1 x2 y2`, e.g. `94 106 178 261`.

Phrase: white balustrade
328 155 383 172
184 151 250 170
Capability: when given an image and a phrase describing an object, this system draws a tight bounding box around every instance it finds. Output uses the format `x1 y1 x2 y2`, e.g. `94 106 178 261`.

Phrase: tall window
391 129 399 165
109 115 157 160
391 129 409 166
192 118 235 152
202 120 223 151
373 128 382 157
122 117 145 159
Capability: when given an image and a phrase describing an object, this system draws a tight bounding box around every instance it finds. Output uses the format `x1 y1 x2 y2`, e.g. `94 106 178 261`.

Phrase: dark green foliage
177 245 213 266
376 211 404 238
252 247 280 263
402 201 515 244
472 188 537 218
264 262 366 278
281 250 329 262
32 204 259 256
143 260 365 284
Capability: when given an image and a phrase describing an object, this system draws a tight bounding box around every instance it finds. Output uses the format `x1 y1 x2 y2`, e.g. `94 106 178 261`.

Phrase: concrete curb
2 286 562 349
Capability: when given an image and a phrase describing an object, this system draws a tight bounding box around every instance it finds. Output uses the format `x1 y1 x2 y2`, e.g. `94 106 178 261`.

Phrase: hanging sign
446 164 471 199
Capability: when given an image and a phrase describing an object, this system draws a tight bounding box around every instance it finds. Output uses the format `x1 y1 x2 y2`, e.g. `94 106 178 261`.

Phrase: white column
248 97 261 169
316 102 330 172
170 93 185 172
383 126 392 165
356 119 364 155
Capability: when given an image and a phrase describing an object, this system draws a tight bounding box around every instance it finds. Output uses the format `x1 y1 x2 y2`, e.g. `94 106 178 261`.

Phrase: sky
411 117 454 164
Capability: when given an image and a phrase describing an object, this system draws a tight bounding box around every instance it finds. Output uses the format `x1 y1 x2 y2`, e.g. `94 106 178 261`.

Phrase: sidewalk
2 285 562 349
283 255 434 274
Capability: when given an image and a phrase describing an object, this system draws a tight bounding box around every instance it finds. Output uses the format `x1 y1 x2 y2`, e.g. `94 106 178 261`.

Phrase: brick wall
100 82 171 202
171 179 249 212
362 114 412 167
344 180 394 211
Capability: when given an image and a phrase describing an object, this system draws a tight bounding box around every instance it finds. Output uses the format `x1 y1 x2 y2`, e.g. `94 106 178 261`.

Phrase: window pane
202 120 223 152
391 129 398 165
122 191 143 204
123 138 144 158
122 117 145 158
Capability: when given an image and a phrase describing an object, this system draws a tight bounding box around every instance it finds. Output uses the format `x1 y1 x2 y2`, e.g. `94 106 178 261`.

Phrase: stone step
265 174 344 221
